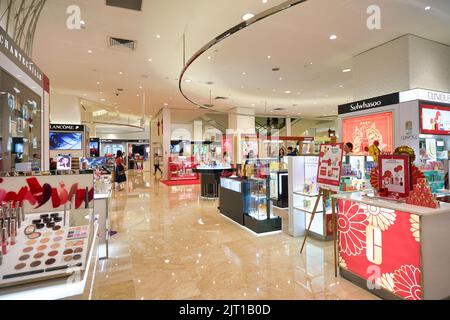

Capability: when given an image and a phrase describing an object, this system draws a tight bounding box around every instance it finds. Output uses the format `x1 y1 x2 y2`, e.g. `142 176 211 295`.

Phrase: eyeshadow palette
0 211 91 287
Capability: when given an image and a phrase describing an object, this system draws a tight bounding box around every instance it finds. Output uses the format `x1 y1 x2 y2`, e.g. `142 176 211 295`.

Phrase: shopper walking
154 153 163 176
115 150 127 191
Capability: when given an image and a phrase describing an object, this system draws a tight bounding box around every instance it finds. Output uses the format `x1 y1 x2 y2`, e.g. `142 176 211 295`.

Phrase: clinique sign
0 27 43 85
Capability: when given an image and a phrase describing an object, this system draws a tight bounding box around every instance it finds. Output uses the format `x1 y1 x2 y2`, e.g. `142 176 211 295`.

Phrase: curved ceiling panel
180 0 450 118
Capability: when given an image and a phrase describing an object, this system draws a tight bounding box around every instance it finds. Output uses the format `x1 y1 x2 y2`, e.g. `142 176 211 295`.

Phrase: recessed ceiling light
339 84 344 88
242 72 246 75
310 62 313 65
284 90 292 94
99 91 103 94
100 98 106 102
164 103 168 106
136 94 140 97
262 0 268 3
119 71 123 75
156 34 161 38
139 86 143 89
342 68 352 73
207 56 211 60
425 6 431 10
297 112 301 115
96 81 100 85
87 49 93 54
242 13 255 21
148 58 152 62
184 79 192 83
329 34 337 40
279 77 283 81
267 55 271 59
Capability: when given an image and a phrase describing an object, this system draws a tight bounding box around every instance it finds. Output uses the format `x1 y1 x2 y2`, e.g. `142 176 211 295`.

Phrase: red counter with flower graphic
333 192 450 300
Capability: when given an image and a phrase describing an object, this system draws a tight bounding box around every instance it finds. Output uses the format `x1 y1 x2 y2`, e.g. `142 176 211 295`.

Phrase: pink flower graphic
393 265 422 300
338 200 368 256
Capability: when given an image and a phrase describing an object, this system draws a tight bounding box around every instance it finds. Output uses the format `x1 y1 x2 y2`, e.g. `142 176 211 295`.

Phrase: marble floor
91 171 377 300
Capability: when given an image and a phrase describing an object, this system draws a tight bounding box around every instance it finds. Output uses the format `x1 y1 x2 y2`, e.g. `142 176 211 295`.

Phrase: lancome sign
50 124 85 132
0 27 44 86
338 93 400 115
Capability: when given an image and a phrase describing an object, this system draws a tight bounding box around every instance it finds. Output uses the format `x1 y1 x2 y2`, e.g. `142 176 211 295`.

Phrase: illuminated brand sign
338 93 400 115
0 27 44 86
50 124 85 132
400 89 450 105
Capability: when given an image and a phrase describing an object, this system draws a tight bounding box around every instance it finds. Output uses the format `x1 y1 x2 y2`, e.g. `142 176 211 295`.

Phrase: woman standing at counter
115 150 127 191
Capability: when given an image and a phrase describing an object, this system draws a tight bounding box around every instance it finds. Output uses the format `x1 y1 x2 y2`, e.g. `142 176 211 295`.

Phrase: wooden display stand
300 187 339 277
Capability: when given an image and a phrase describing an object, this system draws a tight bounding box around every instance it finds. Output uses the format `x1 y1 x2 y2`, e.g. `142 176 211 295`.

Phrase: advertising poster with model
378 155 410 197
57 154 72 170
420 103 450 135
317 143 344 190
342 112 393 155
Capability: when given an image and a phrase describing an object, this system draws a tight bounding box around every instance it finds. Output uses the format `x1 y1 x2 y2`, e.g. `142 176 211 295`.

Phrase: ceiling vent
214 96 228 100
106 0 142 11
109 37 137 50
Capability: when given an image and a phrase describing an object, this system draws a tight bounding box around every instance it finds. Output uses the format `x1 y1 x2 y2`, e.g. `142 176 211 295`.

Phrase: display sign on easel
317 143 344 191
300 143 344 277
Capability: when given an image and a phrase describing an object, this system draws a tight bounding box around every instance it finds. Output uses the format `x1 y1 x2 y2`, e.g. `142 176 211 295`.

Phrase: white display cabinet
288 155 332 240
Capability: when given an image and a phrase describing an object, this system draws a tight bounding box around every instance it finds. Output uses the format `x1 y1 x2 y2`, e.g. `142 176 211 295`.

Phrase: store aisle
91 171 377 300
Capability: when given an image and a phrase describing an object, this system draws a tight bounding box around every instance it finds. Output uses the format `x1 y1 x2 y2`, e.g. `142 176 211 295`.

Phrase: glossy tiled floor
91 171 377 300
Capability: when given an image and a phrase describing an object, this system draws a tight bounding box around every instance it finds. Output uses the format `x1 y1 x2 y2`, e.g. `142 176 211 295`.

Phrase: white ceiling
32 0 286 121
182 0 450 117
32 0 450 121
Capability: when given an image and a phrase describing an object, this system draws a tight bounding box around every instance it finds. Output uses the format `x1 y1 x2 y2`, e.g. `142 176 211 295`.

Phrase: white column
162 108 171 180
227 107 255 165
286 117 292 136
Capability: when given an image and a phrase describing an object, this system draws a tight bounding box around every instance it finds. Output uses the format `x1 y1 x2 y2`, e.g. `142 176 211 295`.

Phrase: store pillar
227 107 255 165
162 108 171 180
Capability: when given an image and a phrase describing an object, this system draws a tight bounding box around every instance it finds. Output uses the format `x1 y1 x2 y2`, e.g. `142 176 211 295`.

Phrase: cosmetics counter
219 177 282 234
340 155 375 192
288 155 333 240
0 172 99 299
333 191 450 300
194 165 234 199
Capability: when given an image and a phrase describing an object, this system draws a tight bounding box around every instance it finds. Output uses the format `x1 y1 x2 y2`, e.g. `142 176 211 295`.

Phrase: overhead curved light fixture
178 0 308 113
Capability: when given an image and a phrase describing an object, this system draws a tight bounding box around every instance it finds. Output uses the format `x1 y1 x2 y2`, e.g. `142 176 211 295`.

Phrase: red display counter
168 156 198 181
333 192 450 300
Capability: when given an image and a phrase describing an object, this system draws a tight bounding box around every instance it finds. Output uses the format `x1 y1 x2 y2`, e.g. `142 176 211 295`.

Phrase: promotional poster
342 112 394 155
378 155 410 197
317 143 344 190
420 103 450 135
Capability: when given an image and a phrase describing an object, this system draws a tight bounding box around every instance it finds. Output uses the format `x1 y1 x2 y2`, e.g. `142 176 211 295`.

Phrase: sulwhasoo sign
0 27 44 86
338 93 400 115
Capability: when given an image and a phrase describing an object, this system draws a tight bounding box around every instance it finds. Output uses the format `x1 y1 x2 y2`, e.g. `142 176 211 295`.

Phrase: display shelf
293 191 319 197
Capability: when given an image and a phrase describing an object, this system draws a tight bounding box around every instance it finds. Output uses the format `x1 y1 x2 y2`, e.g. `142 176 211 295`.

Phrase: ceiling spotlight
87 49 93 54
184 79 192 83
80 20 86 25
251 103 255 107
425 6 431 10
96 81 100 85
207 56 211 60
339 84 344 88
309 62 313 65
329 34 337 40
284 90 292 94
342 68 352 73
139 86 143 89
164 103 169 106
119 71 123 75
242 13 255 21
267 55 271 59
156 34 161 38
242 72 246 75
297 112 301 115
100 98 106 102
137 94 140 97
148 58 152 62
262 0 268 3
279 77 283 81
99 91 103 94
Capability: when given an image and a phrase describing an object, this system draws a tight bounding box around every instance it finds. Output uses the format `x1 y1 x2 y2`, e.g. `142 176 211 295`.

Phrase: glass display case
289 155 333 240
248 177 274 220
269 157 288 208
419 138 448 194
340 155 374 192
168 155 198 181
